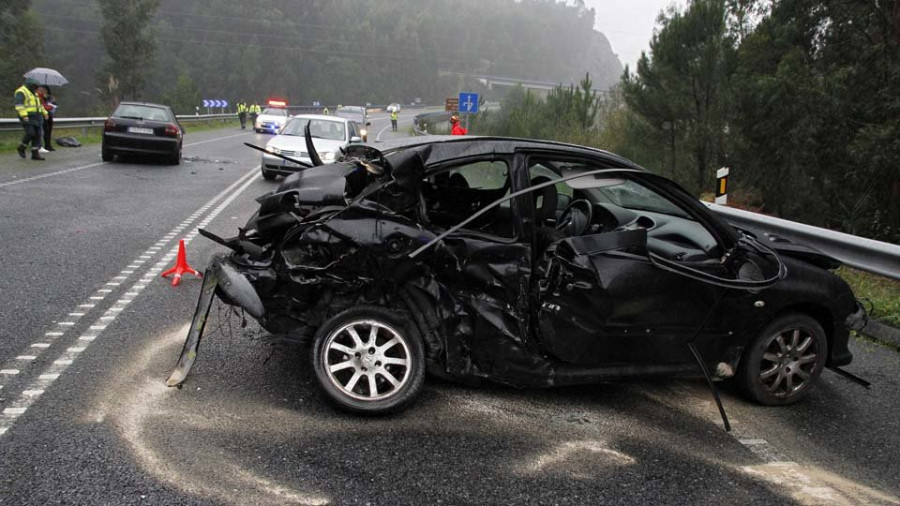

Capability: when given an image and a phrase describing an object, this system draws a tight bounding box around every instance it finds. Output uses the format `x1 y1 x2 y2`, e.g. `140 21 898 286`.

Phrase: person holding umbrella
17 68 68 159
37 86 58 151
13 76 46 160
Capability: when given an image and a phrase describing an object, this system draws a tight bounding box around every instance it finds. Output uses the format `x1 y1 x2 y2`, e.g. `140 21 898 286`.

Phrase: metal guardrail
0 113 234 132
413 111 451 135
706 203 900 281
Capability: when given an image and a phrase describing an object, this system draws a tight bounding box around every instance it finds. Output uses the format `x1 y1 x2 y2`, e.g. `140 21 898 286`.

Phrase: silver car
261 114 365 180
334 106 371 141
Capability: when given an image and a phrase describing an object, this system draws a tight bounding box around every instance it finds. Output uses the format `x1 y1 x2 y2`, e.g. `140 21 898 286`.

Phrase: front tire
261 167 277 180
312 305 425 414
101 147 114 162
738 313 828 406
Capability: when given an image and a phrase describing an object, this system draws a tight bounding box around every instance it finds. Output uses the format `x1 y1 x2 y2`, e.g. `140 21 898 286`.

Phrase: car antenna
685 289 732 432
305 124 324 167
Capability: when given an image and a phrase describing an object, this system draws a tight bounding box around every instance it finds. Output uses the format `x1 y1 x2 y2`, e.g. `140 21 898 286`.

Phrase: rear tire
101 148 114 162
261 167 277 180
312 305 425 415
169 149 181 166
738 313 828 406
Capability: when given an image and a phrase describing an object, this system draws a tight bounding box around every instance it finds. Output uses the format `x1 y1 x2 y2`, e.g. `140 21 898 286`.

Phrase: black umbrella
24 67 69 87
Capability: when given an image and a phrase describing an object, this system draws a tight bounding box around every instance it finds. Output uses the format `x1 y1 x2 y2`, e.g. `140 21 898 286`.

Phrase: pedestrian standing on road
450 114 467 136
237 100 247 129
390 109 399 132
250 101 261 127
37 86 57 151
14 77 47 160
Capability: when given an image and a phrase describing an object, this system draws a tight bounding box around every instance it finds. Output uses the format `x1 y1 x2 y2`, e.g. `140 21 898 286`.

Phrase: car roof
117 101 170 109
290 114 349 122
375 136 645 171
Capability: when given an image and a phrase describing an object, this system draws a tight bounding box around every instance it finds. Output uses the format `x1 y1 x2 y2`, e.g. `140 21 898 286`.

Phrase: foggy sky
586 0 688 70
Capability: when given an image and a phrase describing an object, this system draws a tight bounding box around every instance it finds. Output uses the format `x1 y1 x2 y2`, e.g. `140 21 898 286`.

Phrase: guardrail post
716 167 730 205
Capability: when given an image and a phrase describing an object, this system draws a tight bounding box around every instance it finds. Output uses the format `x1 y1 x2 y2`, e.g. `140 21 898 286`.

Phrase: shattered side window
421 160 515 238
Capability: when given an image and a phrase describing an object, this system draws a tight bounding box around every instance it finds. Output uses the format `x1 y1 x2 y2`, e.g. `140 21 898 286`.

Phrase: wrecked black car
167 135 864 417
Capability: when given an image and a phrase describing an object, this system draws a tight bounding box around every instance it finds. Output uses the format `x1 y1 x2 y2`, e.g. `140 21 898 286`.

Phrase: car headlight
266 146 280 154
322 151 336 162
360 129 368 136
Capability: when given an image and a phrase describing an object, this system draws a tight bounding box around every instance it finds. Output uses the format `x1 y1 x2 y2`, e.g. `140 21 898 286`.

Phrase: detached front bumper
166 255 264 387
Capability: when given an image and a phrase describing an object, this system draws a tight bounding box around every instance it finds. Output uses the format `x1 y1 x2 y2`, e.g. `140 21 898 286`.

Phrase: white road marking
31 343 50 348
45 332 64 337
15 356 37 361
0 370 20 375
0 162 105 189
0 165 262 438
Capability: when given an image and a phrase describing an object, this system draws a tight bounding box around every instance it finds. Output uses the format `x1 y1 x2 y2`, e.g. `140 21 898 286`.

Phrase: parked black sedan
167 136 865 418
102 102 183 165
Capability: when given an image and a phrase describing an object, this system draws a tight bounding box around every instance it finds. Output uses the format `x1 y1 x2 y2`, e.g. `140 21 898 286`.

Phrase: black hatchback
102 102 183 165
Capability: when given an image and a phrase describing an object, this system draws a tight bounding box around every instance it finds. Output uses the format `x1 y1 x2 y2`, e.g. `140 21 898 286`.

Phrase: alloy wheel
759 328 818 398
322 319 411 401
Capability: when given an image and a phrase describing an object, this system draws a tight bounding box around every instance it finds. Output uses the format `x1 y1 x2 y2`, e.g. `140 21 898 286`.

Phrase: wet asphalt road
0 111 898 505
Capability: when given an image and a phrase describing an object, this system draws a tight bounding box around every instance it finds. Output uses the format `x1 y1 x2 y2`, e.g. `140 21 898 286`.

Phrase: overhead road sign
458 92 479 114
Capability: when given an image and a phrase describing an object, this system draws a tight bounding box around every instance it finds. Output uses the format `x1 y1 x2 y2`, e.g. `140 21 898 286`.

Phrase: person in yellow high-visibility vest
14 77 47 160
390 109 399 131
250 102 261 127
237 100 248 129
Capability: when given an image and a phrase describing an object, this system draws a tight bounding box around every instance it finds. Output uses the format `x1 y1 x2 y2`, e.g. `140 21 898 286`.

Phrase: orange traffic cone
161 239 202 286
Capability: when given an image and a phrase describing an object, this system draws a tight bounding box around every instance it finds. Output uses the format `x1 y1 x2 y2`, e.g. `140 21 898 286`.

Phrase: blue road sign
458 92 479 113
203 99 228 108
202 99 210 107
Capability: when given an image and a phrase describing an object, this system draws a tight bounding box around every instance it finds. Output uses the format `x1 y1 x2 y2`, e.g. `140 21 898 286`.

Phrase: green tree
0 0 43 96
621 0 735 193
96 0 160 102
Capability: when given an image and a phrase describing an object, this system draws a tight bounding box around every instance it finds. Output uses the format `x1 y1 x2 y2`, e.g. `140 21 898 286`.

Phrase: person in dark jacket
37 86 57 151
13 77 47 160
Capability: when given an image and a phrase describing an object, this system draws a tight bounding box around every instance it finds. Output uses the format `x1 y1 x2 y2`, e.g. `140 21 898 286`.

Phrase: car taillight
164 124 180 137
104 118 116 132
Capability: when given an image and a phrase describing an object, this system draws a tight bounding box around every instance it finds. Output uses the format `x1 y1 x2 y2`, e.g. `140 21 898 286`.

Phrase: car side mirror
350 136 362 143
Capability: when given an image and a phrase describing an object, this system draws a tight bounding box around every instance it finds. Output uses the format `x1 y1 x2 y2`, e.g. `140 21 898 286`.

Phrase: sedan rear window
262 108 288 116
113 104 171 122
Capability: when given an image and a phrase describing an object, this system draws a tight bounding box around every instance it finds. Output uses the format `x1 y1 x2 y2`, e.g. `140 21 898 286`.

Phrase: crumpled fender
214 257 265 319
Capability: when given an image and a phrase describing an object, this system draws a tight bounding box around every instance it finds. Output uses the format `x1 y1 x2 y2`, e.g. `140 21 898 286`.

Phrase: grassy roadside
837 267 900 327
0 118 241 154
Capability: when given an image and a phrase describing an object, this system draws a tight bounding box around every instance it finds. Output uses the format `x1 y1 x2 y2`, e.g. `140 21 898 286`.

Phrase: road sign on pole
458 92 479 114
445 97 459 112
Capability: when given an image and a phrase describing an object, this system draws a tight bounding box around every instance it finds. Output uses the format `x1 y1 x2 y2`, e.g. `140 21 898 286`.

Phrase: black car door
519 153 736 367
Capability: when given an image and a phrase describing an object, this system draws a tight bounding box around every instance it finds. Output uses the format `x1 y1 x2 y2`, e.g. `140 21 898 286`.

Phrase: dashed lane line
0 167 261 437
0 165 258 395
0 131 252 190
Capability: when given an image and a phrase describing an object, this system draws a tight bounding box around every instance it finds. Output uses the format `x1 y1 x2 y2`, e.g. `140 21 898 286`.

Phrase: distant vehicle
101 102 183 165
255 107 289 134
260 114 365 180
387 103 402 113
334 106 371 142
